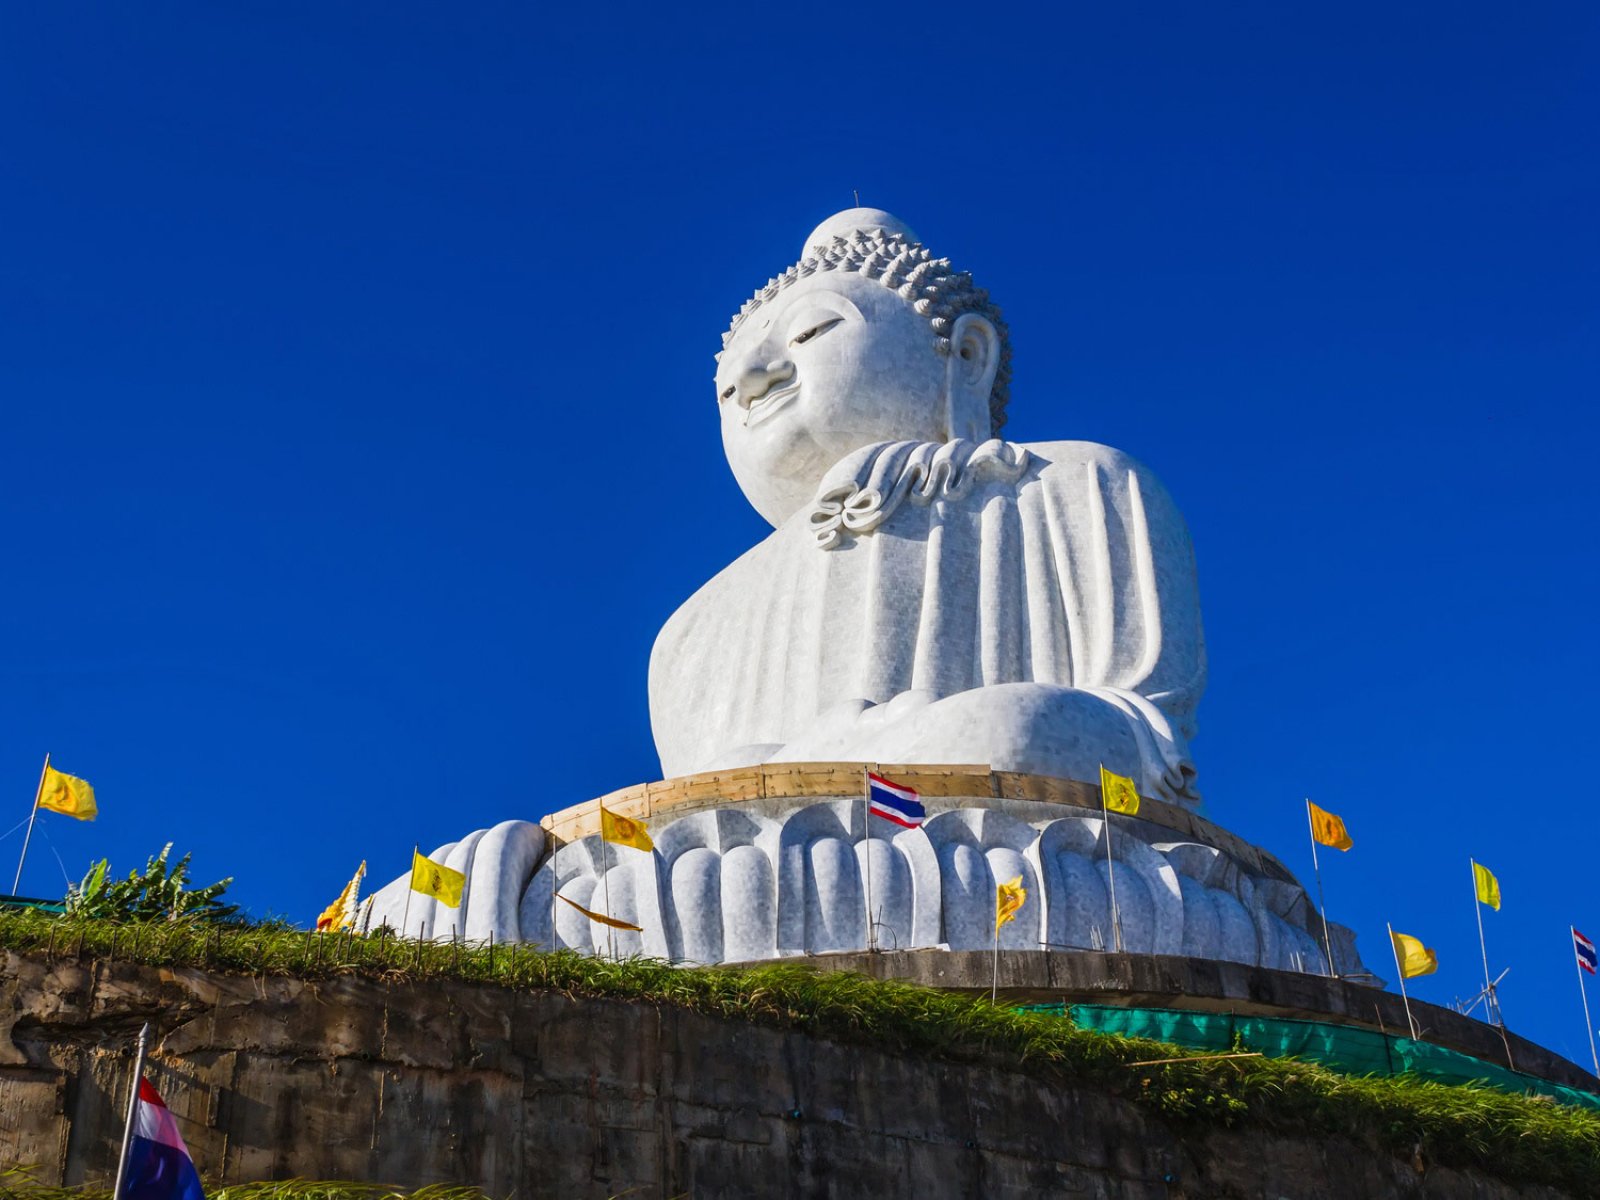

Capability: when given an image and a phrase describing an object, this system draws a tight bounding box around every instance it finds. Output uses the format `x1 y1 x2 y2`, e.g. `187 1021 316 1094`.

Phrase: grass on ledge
4 909 1599 1195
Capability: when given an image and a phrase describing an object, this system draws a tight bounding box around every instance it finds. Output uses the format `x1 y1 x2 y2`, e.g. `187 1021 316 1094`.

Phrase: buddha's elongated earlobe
944 312 1001 442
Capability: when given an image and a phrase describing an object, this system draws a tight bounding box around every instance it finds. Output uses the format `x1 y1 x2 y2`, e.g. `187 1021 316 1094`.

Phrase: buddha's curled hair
721 228 1013 435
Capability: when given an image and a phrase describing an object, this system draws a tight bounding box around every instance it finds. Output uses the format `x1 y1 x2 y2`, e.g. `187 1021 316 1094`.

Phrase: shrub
64 844 237 924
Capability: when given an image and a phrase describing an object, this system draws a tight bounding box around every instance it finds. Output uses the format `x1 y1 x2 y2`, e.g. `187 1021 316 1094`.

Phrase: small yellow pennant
409 850 465 907
557 892 643 932
1390 929 1439 979
38 764 96 821
995 875 1027 932
1473 861 1501 911
600 805 654 852
316 861 366 932
1099 764 1140 816
1308 801 1353 851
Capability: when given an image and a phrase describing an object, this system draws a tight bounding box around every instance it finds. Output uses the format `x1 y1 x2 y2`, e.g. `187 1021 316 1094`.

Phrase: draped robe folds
648 438 1208 803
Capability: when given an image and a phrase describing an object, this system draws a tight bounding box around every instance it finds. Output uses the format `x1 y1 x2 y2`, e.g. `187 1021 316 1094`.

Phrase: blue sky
2 5 1596 1062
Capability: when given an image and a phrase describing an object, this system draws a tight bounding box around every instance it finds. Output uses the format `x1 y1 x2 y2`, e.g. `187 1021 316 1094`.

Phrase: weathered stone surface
0 948 1584 1198
369 783 1374 980
650 209 1208 808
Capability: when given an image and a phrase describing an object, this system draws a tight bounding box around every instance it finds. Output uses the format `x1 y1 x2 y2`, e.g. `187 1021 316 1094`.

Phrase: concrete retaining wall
0 949 1577 1199
793 947 1594 1091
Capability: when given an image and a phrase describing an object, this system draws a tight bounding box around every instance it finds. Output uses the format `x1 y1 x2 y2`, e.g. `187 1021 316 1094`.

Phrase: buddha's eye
790 317 843 347
719 384 737 402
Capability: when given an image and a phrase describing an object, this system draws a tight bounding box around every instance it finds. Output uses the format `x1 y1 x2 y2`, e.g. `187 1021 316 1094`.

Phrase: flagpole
1099 767 1123 953
1305 800 1336 977
862 766 876 953
600 803 615 961
401 845 416 939
1470 858 1497 1024
11 754 51 896
1386 922 1418 1041
111 1022 150 1200
991 907 1000 1004
1575 927 1599 1080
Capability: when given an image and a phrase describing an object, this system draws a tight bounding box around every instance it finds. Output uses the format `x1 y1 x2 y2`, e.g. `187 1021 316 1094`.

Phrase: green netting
1019 1002 1600 1112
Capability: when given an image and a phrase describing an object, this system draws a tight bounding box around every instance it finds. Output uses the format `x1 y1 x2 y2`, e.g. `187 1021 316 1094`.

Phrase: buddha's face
717 272 959 527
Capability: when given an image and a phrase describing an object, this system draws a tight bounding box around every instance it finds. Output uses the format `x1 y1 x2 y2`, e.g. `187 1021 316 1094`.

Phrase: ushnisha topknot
720 226 1013 436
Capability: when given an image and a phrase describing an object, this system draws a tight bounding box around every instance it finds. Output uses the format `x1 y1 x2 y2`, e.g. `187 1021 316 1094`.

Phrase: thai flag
122 1078 206 1200
867 772 925 829
1575 927 1597 976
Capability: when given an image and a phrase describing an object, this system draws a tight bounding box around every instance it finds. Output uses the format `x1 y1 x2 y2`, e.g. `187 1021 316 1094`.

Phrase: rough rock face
0 949 1578 1199
520 801 1350 972
360 785 1371 982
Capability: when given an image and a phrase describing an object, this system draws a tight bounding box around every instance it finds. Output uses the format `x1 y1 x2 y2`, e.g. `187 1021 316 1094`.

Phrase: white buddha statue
650 209 1206 803
363 211 1368 979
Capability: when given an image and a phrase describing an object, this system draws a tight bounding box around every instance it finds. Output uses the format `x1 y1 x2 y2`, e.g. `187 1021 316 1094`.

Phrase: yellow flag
1099 764 1139 816
37 764 96 821
995 875 1027 932
557 892 643 932
410 850 465 907
316 861 366 932
600 805 654 853
1473 861 1501 911
1308 801 1353 851
1390 929 1438 979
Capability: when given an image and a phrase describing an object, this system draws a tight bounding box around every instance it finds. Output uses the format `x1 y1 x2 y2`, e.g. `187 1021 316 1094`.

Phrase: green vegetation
3 908 1598 1194
64 844 237 924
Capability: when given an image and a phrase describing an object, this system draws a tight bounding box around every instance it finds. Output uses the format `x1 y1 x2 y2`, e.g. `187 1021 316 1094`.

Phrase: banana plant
65 843 238 923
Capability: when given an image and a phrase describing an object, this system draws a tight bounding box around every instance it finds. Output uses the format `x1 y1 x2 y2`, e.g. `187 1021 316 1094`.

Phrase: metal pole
1471 859 1496 1024
1575 927 1599 1080
11 754 51 895
991 909 1000 1003
111 1022 150 1200
862 767 875 952
600 807 615 961
1100 781 1123 953
1305 800 1336 977
400 846 416 940
1387 922 1418 1041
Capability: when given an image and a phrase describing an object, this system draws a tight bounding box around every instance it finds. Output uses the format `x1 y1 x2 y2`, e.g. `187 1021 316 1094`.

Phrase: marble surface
354 208 1369 983
361 819 544 942
363 800 1359 980
715 208 1010 528
653 209 1206 802
652 437 1205 802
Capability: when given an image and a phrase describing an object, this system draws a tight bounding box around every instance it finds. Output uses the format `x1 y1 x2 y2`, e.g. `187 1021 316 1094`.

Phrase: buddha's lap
776 683 1147 782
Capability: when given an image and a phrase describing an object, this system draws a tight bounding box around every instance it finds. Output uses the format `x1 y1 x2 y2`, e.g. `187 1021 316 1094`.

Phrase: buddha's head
716 208 1011 527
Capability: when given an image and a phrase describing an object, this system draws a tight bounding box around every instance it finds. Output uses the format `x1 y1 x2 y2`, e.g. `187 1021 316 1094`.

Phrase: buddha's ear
944 313 1001 442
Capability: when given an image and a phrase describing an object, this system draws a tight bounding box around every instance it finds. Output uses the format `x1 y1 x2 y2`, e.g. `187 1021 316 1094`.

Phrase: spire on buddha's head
722 207 1012 437
800 207 920 256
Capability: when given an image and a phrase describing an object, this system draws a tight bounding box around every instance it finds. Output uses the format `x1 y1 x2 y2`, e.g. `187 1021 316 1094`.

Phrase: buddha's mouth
743 381 800 428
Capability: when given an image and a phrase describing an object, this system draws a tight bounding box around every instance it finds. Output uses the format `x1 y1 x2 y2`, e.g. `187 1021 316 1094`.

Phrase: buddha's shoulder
650 524 796 657
1016 439 1186 514
1015 438 1151 475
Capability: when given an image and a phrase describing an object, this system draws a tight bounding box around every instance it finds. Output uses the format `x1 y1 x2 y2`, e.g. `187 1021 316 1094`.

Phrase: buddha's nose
734 358 795 409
